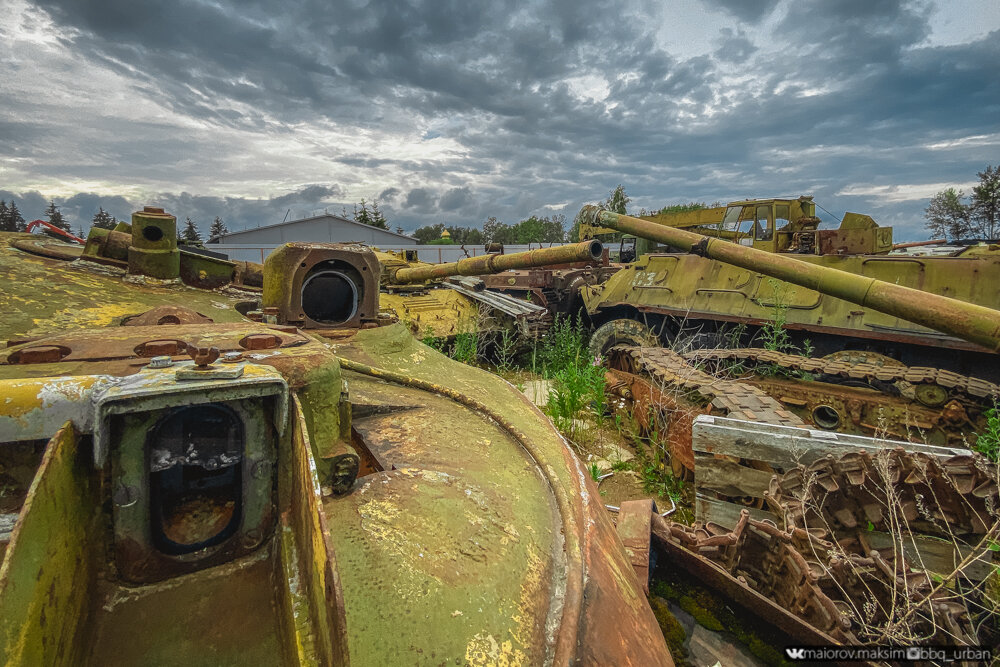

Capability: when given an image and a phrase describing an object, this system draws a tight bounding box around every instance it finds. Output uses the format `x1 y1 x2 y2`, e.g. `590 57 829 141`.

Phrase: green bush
975 406 1000 462
451 330 477 364
537 315 588 377
546 360 606 431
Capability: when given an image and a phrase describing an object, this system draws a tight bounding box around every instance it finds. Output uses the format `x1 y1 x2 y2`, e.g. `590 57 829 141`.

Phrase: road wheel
589 318 659 358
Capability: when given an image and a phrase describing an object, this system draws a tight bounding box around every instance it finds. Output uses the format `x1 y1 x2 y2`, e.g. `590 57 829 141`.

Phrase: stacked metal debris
771 448 999 539
641 448 999 647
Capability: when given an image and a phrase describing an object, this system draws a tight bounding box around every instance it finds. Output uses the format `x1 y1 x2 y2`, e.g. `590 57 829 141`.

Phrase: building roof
215 212 415 243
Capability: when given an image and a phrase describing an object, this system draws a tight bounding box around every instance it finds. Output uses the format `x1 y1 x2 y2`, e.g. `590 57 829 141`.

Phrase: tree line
2 187 713 246
925 165 999 240
408 185 705 246
412 214 568 245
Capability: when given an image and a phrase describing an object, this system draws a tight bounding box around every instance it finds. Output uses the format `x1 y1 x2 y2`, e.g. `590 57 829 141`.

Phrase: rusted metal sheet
444 276 552 336
0 422 97 666
604 366 699 473
616 498 656 595
481 264 620 315
277 396 349 666
119 305 216 326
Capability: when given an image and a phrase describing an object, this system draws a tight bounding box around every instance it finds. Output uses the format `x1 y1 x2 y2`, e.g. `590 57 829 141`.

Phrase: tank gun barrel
581 205 1000 352
391 240 603 284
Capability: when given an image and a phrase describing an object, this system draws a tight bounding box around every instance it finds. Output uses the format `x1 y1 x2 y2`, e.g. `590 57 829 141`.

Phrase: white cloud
838 181 978 203
924 133 1000 150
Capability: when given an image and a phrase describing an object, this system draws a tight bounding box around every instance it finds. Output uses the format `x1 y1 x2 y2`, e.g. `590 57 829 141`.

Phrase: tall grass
536 315 607 437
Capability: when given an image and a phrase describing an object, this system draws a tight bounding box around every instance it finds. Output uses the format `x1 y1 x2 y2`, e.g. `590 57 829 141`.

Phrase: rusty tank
477 244 620 318
577 205 1000 460
371 239 604 338
0 208 670 665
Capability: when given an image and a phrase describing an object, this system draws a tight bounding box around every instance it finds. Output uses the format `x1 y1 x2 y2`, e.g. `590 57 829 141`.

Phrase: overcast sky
1 0 998 240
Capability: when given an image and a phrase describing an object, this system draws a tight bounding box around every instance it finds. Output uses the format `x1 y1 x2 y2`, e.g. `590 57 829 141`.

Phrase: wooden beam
694 454 774 498
692 415 970 470
695 495 778 526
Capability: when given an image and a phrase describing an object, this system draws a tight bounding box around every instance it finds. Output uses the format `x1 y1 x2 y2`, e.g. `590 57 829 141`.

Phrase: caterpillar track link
769 448 1000 541
605 345 996 460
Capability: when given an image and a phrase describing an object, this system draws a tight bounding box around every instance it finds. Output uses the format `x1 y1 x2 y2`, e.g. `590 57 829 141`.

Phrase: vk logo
785 647 807 660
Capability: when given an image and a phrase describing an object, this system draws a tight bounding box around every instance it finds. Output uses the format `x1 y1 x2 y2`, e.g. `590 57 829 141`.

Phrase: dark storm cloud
778 0 932 67
0 191 55 223
10 0 1000 239
0 184 355 235
713 28 757 63
378 187 402 203
438 186 473 212
404 188 437 213
270 184 344 206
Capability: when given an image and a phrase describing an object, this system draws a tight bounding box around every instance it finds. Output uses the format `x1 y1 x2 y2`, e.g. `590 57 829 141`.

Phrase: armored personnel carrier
578 206 1000 463
0 208 670 665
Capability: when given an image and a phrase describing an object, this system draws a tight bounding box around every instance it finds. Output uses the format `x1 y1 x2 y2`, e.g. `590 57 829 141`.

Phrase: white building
209 213 417 263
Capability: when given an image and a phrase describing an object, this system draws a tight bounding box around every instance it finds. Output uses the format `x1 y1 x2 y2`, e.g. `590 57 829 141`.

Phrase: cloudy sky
1 0 998 240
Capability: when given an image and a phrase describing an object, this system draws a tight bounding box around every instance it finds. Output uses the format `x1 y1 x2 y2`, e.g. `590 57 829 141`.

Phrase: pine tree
0 200 10 232
369 198 388 230
45 201 70 231
92 207 116 230
208 216 229 240
8 201 25 232
353 199 373 227
181 217 202 243
924 188 969 240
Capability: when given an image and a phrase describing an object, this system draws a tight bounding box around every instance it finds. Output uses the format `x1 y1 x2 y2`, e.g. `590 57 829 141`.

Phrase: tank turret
0 212 671 665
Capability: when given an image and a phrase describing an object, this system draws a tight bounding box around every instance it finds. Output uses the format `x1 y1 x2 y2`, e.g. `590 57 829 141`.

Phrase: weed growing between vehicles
975 403 999 462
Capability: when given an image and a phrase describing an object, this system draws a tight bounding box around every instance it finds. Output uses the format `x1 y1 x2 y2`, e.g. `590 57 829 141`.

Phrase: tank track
607 345 999 431
607 345 806 427
652 508 981 645
652 447 999 646
769 447 1000 541
683 347 1000 402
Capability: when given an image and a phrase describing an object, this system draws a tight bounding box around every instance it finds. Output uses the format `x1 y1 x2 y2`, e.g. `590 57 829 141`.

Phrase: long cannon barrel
580 205 1000 352
391 240 603 284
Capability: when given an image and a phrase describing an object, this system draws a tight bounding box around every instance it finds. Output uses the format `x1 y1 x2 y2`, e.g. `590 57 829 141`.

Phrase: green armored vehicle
581 206 1000 454
0 208 671 665
582 202 999 381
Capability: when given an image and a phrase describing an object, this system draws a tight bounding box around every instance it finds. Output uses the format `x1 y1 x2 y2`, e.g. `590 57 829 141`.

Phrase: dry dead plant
780 425 1000 648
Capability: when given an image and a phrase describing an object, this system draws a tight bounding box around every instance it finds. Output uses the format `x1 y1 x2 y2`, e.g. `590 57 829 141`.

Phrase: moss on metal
0 234 248 342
